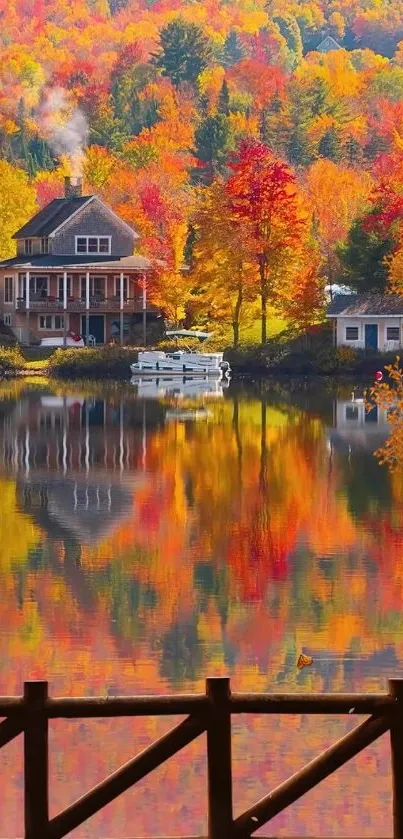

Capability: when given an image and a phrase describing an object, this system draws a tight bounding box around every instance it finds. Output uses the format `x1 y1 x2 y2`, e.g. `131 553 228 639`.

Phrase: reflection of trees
5 380 403 692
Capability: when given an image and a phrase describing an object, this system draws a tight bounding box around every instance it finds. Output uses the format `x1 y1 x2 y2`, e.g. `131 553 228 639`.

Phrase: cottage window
24 239 33 255
3 314 11 326
57 275 72 301
387 326 400 341
41 238 49 254
4 277 13 303
39 314 65 330
345 405 359 421
114 275 129 300
345 326 359 340
75 236 111 255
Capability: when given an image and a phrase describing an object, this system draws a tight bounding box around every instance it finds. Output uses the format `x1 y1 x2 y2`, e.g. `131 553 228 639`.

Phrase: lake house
0 176 160 345
328 294 403 351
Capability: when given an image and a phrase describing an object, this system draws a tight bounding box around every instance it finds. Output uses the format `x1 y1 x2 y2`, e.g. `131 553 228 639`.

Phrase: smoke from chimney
65 176 83 199
37 88 89 177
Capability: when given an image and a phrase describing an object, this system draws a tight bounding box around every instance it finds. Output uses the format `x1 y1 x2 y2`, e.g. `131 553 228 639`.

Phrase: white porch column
25 271 30 343
142 273 147 347
63 270 68 347
119 271 124 345
85 271 90 344
14 272 18 311
25 271 30 310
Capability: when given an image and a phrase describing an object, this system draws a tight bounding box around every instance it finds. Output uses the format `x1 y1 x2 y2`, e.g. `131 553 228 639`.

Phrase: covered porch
11 268 160 345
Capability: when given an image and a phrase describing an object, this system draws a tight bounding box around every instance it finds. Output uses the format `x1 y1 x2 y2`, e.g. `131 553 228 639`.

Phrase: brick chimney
64 176 83 199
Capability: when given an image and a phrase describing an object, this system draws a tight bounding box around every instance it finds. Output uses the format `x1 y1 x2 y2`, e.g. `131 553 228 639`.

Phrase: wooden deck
0 677 402 839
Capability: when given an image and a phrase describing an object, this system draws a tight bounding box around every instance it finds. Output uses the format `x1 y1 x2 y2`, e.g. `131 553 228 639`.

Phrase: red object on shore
375 371 383 382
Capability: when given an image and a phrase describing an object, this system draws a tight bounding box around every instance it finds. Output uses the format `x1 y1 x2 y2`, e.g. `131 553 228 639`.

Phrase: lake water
0 375 400 837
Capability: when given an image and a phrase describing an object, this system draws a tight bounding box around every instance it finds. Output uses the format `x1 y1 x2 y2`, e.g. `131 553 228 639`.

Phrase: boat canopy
165 330 213 341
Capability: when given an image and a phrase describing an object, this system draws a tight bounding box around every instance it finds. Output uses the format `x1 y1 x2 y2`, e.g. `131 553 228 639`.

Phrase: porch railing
16 297 158 313
0 677 402 839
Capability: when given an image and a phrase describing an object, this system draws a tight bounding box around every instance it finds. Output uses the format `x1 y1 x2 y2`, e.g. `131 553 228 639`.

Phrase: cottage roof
13 196 93 239
316 35 342 53
327 294 403 317
0 253 153 271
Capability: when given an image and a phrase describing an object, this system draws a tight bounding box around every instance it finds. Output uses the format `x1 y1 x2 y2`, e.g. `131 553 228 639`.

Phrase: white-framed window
75 236 111 255
345 326 359 341
38 314 66 330
4 276 13 304
57 275 72 301
114 275 129 300
29 275 49 298
41 238 49 255
387 326 400 341
80 275 105 299
345 405 359 421
3 314 12 327
24 239 33 255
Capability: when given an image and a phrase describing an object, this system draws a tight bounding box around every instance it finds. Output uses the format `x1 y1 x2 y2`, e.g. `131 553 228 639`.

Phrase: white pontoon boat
130 350 230 376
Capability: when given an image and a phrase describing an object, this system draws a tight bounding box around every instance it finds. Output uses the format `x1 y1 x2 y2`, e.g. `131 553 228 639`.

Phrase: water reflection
0 379 400 837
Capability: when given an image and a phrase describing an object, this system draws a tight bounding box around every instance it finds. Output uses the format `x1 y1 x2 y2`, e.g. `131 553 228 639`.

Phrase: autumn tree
192 179 257 346
306 159 373 294
227 139 305 342
155 20 212 88
0 161 37 259
193 114 234 184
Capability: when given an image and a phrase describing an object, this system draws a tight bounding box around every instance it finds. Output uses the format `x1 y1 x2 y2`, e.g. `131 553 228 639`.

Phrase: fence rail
0 677 402 839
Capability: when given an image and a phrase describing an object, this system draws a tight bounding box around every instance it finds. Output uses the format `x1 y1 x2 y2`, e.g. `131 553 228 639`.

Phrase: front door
365 324 378 350
81 315 105 344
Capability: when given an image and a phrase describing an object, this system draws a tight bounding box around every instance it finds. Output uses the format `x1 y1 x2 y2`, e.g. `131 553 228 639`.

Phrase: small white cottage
327 294 403 351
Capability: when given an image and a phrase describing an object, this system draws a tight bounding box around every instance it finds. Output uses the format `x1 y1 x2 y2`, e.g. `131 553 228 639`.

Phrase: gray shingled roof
13 196 93 239
328 294 403 316
0 254 153 270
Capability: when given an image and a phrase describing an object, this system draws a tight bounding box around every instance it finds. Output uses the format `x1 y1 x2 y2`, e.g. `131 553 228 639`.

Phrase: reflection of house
0 395 148 545
328 295 403 351
329 398 390 452
0 176 161 345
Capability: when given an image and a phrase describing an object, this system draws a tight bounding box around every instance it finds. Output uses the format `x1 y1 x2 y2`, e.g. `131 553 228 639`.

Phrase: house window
57 275 72 301
345 405 359 421
387 326 400 341
41 238 49 255
30 276 48 298
114 276 129 300
24 239 33 255
75 236 111 255
345 326 359 340
39 314 66 330
4 277 13 303
3 314 12 327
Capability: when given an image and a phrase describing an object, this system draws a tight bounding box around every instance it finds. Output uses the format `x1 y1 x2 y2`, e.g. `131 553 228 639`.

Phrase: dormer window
24 239 32 255
41 237 49 254
75 236 111 255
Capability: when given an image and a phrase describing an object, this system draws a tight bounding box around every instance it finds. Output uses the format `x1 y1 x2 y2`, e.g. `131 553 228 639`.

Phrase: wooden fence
0 677 402 839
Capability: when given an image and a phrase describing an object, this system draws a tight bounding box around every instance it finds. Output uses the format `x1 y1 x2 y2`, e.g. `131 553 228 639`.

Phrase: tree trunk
260 257 268 344
232 284 243 348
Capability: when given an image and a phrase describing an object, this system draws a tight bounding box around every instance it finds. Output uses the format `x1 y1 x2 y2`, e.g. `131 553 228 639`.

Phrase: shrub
48 346 140 379
0 346 24 375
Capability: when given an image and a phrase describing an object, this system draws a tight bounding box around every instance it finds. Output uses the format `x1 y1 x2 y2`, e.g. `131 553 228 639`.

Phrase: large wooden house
0 176 160 345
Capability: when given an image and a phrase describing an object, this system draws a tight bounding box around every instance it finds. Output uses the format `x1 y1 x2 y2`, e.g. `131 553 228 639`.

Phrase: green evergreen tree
222 30 248 67
193 113 234 184
338 212 394 293
155 19 212 87
218 79 230 115
318 126 342 161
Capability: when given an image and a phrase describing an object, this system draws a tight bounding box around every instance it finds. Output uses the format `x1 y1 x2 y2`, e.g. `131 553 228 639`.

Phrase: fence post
206 677 233 839
24 681 49 839
389 679 403 839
